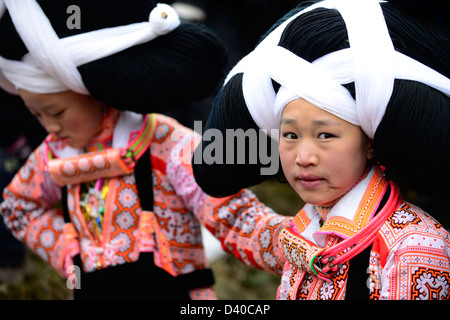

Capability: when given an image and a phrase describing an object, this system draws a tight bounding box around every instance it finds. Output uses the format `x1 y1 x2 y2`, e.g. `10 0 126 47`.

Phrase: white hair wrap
225 0 450 139
0 0 180 95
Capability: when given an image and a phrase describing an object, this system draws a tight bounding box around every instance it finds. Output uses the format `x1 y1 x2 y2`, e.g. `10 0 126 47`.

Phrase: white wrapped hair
225 0 450 139
0 0 180 95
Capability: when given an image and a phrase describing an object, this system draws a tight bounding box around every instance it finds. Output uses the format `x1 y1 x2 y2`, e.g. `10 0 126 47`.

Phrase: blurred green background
0 179 301 300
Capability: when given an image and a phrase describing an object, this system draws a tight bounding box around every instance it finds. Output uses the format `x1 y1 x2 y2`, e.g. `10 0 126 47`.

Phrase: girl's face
19 90 104 149
279 98 374 205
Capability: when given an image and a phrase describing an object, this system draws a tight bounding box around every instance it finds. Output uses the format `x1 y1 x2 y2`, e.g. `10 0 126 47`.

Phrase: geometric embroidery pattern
110 176 140 262
411 268 450 300
318 262 349 300
293 262 350 300
387 203 421 230
203 191 288 274
392 249 450 300
279 226 323 275
368 250 381 300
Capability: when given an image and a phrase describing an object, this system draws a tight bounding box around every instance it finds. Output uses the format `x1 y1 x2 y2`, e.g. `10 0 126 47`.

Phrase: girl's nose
41 117 62 135
295 142 319 167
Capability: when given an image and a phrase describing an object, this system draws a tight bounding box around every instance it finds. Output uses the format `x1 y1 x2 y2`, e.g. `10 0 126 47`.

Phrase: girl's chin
297 190 338 206
67 139 84 149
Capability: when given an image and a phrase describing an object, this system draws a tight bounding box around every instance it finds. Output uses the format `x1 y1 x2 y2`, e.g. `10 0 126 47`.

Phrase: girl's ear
367 139 375 160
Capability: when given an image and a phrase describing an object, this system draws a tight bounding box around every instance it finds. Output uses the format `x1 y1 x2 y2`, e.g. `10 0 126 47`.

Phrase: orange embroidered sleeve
1 143 69 277
377 203 450 300
161 115 291 275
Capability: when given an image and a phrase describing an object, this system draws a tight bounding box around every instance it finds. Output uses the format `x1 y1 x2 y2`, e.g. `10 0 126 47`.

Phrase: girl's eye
52 109 65 117
318 133 335 139
282 132 298 139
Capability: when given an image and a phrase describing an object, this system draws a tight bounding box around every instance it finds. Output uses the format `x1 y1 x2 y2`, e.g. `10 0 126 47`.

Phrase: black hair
373 5 449 197
193 1 450 199
0 88 46 148
192 73 281 197
0 0 227 113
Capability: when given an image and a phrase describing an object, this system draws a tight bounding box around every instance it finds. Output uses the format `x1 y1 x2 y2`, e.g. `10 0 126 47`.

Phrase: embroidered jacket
3 111 449 300
276 167 450 300
163 141 450 300
0 111 290 299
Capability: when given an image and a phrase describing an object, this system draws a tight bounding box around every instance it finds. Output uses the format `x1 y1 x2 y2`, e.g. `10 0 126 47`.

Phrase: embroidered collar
280 165 402 280
290 166 388 247
45 111 156 186
44 109 145 160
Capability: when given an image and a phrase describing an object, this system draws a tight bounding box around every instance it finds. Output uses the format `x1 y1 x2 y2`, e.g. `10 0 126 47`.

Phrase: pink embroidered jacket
156 126 450 300
198 164 450 300
2 111 449 300
0 111 290 300
276 167 450 300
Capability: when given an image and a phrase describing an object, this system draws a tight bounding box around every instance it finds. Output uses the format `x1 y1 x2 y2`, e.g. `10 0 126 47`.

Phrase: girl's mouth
297 174 325 189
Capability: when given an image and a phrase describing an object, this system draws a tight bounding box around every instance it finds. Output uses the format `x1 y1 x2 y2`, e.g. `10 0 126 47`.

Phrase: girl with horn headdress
0 0 237 299
192 0 450 299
